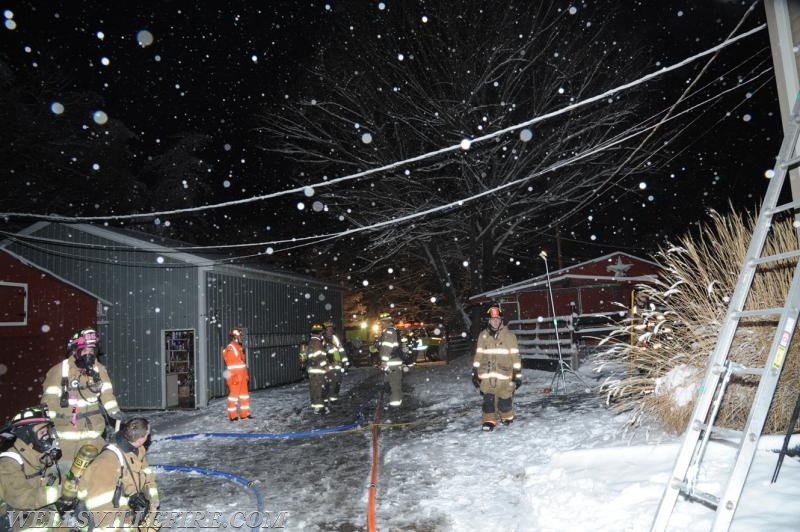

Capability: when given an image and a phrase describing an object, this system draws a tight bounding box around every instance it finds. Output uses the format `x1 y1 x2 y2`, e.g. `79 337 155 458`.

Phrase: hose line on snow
159 374 385 443
158 421 362 441
367 389 384 532
151 464 265 532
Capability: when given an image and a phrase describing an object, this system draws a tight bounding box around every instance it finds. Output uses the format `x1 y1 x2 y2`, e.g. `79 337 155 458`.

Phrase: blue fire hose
150 464 265 532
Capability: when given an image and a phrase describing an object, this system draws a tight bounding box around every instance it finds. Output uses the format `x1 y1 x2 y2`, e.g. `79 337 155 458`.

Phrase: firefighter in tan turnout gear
323 320 345 404
78 417 160 531
472 302 521 431
42 328 123 464
0 406 65 530
376 312 405 408
306 324 330 414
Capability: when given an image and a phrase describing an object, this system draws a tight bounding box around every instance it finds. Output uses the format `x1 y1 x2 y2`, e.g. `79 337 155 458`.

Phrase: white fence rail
507 311 625 368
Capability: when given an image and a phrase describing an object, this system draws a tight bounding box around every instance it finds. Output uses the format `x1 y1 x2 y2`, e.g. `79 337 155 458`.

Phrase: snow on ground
142 355 800 531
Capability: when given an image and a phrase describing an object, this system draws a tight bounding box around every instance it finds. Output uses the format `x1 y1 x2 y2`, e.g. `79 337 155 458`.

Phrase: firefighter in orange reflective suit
472 302 521 431
223 328 251 421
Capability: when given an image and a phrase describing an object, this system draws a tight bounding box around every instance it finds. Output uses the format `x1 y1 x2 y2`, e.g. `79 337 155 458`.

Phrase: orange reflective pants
226 370 250 420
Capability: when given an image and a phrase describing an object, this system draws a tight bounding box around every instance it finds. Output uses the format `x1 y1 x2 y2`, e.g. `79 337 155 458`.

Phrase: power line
0 23 766 224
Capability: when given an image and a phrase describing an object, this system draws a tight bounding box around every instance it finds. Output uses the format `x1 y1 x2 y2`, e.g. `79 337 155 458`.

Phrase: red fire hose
367 390 384 531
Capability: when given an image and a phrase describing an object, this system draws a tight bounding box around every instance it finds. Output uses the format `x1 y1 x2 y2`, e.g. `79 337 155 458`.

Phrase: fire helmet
323 320 334 328
229 328 243 339
310 323 324 334
75 328 98 352
66 327 98 356
378 312 392 322
487 302 503 319
8 406 59 454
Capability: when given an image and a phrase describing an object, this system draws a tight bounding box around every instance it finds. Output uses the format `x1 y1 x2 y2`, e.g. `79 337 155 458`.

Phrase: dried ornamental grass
594 209 800 434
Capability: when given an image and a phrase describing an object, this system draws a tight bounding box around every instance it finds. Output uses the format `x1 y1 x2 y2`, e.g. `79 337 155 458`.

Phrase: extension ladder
650 100 800 531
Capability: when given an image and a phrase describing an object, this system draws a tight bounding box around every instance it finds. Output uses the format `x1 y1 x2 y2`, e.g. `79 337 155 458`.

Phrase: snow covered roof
7 221 335 288
0 247 112 307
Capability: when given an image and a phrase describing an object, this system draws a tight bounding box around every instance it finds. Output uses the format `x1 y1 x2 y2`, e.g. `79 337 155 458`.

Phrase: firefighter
42 327 123 464
297 341 309 379
306 324 329 414
223 327 252 421
376 312 405 408
472 302 521 431
323 320 345 404
78 417 159 531
0 406 66 530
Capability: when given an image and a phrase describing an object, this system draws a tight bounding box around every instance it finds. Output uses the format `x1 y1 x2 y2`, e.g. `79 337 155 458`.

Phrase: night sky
0 1 785 302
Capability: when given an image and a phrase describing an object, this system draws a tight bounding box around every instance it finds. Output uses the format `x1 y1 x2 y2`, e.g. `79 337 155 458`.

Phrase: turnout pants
481 377 515 427
309 372 328 411
226 370 250 420
386 366 403 407
326 367 342 402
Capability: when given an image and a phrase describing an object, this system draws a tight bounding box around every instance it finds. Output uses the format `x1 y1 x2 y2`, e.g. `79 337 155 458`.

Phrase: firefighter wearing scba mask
472 302 521 431
0 406 66 530
42 328 123 464
306 324 329 414
223 328 252 421
323 320 345 404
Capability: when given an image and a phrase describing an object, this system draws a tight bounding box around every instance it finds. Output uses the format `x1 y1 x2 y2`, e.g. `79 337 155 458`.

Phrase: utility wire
0 23 766 224
0 67 769 270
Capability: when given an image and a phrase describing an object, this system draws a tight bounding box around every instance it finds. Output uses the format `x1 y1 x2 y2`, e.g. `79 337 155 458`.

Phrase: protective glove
471 368 480 389
514 376 522 390
127 491 150 517
55 497 76 517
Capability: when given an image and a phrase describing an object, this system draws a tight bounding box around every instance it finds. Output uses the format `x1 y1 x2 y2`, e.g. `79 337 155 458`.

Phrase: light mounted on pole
538 249 589 395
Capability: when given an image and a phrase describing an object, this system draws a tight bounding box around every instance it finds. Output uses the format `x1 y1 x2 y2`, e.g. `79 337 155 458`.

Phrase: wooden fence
507 311 625 368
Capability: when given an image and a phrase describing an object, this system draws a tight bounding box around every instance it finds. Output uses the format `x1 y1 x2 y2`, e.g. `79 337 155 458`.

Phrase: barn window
0 282 27 326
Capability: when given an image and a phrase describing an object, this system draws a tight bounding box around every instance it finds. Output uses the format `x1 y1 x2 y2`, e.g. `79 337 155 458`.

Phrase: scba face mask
76 349 97 370
34 424 58 453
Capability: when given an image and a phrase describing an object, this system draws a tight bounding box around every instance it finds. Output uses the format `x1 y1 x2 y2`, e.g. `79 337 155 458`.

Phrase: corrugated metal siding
204 271 343 398
6 224 199 409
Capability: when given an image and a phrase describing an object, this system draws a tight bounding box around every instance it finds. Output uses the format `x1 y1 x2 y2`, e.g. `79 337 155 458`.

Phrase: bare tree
257 1 665 333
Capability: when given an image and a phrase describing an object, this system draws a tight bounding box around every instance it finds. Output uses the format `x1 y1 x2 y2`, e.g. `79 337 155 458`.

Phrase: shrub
594 209 800 434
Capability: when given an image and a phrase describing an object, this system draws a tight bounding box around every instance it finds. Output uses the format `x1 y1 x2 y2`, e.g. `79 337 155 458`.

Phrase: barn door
163 329 195 408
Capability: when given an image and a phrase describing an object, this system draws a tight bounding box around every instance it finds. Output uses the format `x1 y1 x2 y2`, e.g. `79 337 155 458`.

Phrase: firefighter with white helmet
306 323 329 414
0 405 67 529
223 327 252 421
472 302 521 431
42 327 123 464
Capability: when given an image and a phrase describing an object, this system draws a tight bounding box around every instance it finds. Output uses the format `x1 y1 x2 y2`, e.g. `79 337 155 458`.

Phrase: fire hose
150 464 264 532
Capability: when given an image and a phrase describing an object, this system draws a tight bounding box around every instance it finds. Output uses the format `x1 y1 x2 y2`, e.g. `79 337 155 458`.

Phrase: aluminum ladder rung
750 249 800 265
730 307 784 318
768 198 800 215
779 153 800 168
684 487 720 509
712 362 763 377
693 421 744 441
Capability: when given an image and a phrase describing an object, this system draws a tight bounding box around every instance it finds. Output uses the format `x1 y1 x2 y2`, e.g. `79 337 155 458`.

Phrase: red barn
470 252 661 365
0 249 108 422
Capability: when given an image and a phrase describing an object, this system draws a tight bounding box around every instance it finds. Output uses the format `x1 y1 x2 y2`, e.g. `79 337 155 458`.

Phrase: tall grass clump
594 209 800 434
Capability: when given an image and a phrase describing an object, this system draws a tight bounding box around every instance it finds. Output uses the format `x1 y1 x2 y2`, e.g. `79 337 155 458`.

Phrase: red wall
0 251 97 422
